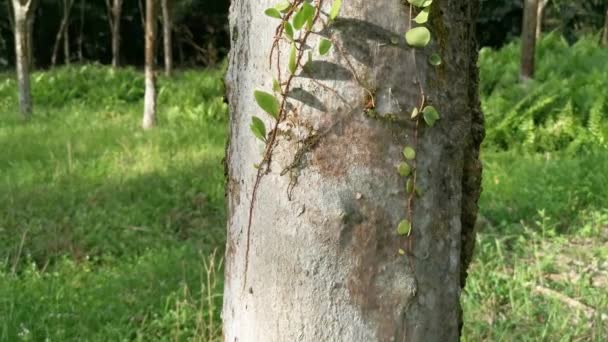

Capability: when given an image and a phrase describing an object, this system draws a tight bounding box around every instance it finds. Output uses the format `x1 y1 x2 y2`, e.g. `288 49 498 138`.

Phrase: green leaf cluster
405 0 433 47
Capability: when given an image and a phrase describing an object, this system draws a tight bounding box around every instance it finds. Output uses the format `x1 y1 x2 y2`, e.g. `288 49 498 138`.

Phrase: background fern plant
481 34 608 153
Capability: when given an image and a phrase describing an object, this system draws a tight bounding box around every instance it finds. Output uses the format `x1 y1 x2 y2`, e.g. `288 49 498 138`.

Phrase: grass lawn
1 65 607 340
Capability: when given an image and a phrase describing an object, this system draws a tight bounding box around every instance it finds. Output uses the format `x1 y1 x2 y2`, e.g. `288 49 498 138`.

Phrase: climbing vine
245 0 443 278
397 0 442 256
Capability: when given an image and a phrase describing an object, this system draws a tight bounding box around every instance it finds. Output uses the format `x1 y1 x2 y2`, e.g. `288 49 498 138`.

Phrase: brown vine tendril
243 0 325 290
404 3 429 260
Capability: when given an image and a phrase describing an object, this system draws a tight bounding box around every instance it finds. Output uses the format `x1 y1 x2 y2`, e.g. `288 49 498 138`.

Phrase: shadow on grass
1 157 227 270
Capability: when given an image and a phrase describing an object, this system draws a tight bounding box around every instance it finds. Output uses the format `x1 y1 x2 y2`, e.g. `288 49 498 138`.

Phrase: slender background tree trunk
78 0 85 62
161 0 173 76
63 0 71 65
536 0 549 40
223 1 484 341
25 0 36 68
142 0 157 130
521 0 539 80
602 2 608 47
51 0 74 67
106 0 123 68
12 0 35 118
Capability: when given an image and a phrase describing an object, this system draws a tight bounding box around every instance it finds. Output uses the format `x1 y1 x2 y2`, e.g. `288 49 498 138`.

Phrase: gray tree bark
521 0 539 80
51 0 74 67
536 0 549 40
105 0 123 68
161 0 173 76
77 0 85 62
11 0 36 118
63 0 70 65
25 0 36 68
223 1 484 341
142 0 157 130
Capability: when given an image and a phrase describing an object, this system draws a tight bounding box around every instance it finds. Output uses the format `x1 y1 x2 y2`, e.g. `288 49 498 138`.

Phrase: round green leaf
288 43 297 75
293 2 315 30
284 22 294 41
413 7 429 24
318 38 332 56
329 0 342 20
250 116 267 142
403 146 416 160
405 27 431 48
423 105 440 127
429 53 442 66
406 178 415 193
272 78 281 93
397 219 412 236
411 107 419 119
415 186 424 197
264 8 282 19
398 162 411 177
275 1 291 12
254 90 280 119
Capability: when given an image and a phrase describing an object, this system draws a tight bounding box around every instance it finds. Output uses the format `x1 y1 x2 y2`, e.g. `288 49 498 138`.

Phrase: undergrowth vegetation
0 36 607 340
481 34 608 153
1 66 227 341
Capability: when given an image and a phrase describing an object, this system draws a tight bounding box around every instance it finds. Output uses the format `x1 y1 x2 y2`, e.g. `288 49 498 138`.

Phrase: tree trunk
602 2 608 47
25 0 35 69
521 0 539 81
536 0 549 40
142 0 157 130
51 0 74 67
63 0 70 65
161 0 172 76
106 0 123 68
223 1 484 341
78 0 85 62
12 0 35 118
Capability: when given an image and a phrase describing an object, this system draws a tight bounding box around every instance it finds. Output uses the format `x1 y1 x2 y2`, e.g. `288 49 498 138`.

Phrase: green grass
463 152 608 340
1 41 608 340
1 65 228 341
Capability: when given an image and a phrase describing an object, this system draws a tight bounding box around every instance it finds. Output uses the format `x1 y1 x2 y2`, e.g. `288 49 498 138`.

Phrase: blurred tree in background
0 0 606 71
0 0 229 69
473 0 606 47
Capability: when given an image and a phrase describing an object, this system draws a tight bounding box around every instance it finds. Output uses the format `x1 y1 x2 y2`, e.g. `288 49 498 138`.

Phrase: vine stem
406 4 426 259
243 0 324 291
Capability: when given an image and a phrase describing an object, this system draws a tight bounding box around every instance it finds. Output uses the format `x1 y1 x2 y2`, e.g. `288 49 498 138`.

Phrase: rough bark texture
142 0 156 130
107 0 123 68
223 1 483 341
12 0 35 118
521 0 539 80
161 0 173 76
